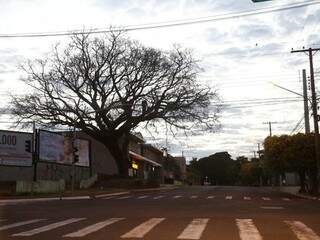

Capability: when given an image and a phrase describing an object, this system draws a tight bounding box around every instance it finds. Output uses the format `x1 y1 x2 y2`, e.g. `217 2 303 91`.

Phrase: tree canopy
10 31 219 176
264 133 316 193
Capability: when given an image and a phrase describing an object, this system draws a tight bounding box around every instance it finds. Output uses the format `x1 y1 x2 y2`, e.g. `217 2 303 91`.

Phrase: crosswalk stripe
173 195 182 199
226 196 232 200
63 218 124 237
12 218 85 236
137 196 148 199
285 221 320 240
262 197 271 201
236 219 262 240
207 196 215 199
244 197 251 200
153 195 164 199
190 196 198 199
118 196 131 199
0 219 45 231
121 218 165 238
177 218 209 239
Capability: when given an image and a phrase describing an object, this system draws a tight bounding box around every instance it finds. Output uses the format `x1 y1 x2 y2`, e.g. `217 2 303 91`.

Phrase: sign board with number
0 130 33 166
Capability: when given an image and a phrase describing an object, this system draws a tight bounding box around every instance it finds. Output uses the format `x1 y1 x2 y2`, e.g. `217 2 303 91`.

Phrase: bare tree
11 31 219 177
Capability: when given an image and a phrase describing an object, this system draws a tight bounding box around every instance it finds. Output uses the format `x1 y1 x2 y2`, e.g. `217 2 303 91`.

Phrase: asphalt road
0 186 320 240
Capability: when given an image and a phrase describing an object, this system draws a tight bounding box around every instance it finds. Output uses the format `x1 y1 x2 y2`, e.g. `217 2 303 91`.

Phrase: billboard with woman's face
39 130 89 167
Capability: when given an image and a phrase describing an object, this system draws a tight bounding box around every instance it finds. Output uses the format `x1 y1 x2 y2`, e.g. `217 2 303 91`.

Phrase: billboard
39 130 64 162
39 130 90 167
63 136 90 167
0 130 33 166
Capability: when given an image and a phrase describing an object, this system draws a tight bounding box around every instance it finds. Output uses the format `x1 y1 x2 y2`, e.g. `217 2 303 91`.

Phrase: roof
129 151 162 167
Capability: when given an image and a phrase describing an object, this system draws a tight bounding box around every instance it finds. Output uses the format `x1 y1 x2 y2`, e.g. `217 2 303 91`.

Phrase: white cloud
0 0 318 161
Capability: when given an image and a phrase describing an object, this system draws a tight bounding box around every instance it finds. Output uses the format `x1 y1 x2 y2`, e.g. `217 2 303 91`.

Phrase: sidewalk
0 185 179 205
272 186 320 200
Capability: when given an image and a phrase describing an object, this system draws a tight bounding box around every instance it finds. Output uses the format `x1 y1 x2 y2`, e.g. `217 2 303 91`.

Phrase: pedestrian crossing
1 217 319 239
101 194 299 202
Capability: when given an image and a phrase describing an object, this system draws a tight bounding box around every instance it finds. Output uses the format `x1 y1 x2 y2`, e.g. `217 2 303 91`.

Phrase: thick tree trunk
309 167 318 195
298 170 306 193
102 133 130 177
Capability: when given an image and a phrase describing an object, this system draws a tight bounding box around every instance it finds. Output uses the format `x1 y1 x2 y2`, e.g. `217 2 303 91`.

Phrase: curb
281 191 319 200
0 186 179 204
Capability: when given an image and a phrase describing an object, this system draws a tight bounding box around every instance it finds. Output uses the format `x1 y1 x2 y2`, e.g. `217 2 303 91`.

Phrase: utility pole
263 121 278 137
292 47 320 193
302 69 310 133
257 143 261 158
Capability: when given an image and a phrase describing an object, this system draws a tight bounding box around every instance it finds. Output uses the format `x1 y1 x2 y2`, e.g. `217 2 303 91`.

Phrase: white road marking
177 218 209 239
236 219 263 240
207 196 215 199
137 195 148 199
190 195 198 199
244 197 251 200
285 221 320 240
226 196 233 200
63 218 124 237
121 218 165 238
0 219 45 231
262 197 271 201
261 206 284 209
153 195 164 199
102 196 114 200
12 218 85 236
118 196 131 199
282 198 291 201
173 195 182 199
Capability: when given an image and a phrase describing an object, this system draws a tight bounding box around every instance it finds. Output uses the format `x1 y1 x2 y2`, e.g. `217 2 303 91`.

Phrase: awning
129 151 162 167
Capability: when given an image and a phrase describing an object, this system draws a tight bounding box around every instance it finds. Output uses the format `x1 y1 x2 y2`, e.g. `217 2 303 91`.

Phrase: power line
0 0 319 38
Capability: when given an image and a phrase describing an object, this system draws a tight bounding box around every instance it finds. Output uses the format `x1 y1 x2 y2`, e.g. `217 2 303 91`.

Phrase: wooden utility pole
263 121 278 137
292 47 320 193
302 69 310 133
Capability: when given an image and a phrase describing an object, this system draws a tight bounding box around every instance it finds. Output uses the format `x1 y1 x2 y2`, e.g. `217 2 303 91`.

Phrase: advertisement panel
0 130 32 166
39 130 64 162
39 130 90 167
63 137 90 167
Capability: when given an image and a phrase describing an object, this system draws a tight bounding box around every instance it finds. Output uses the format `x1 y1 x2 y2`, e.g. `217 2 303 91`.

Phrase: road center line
63 218 124 237
244 197 251 200
118 196 131 199
177 218 209 240
285 220 320 240
262 197 271 201
173 195 182 199
226 196 233 200
236 219 262 240
207 196 215 199
261 206 284 209
153 195 164 199
137 195 148 199
12 218 85 236
121 218 165 238
190 196 198 199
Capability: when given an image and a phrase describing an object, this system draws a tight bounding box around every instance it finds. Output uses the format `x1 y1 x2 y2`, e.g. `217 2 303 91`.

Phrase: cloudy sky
0 0 320 161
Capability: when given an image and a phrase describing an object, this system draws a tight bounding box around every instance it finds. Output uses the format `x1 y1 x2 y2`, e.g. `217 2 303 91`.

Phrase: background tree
197 152 236 185
264 133 316 193
10 31 219 177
